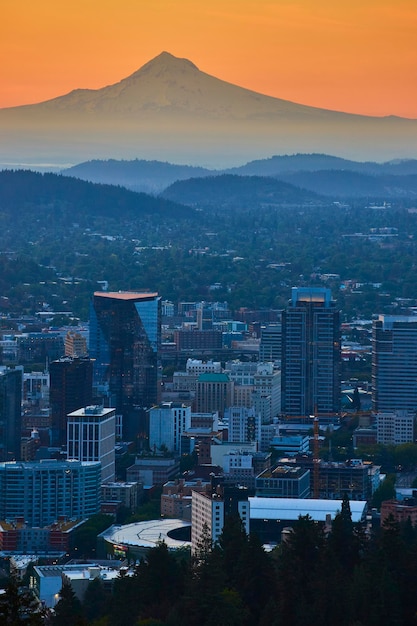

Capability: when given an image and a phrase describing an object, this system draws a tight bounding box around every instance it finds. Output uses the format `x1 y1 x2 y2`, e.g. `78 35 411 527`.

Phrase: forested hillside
2 169 417 320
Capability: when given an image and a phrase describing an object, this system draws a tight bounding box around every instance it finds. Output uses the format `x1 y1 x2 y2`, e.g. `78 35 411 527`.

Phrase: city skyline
2 0 416 118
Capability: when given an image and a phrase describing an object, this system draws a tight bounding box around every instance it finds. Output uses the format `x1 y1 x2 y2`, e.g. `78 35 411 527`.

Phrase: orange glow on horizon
2 0 417 118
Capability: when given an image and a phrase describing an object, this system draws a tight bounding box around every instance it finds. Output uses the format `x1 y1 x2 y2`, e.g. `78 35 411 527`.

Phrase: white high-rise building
67 406 116 483
191 483 250 555
252 362 281 423
149 403 191 454
225 406 261 445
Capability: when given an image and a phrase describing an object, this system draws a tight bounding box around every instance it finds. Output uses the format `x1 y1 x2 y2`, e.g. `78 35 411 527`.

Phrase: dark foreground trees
4 506 417 625
0 571 46 625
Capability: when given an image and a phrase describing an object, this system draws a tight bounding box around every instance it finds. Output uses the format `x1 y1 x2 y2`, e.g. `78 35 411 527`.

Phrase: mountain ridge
1 52 416 167
60 154 417 196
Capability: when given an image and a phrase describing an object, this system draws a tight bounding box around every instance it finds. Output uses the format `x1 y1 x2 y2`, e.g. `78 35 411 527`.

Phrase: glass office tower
282 287 340 417
49 356 93 448
0 367 22 461
89 292 161 442
372 315 417 413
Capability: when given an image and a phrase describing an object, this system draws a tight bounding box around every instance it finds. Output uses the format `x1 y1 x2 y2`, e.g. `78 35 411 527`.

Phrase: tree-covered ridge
162 174 323 208
62 159 216 193
2 169 417 319
0 170 194 220
226 153 417 177
276 170 417 198
60 154 417 195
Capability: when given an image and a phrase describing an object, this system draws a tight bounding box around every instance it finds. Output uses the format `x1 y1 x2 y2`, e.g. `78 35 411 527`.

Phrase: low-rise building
381 498 417 526
161 478 210 519
376 410 415 445
33 562 124 608
126 456 180 487
255 465 310 499
101 481 143 511
0 518 83 554
270 434 310 456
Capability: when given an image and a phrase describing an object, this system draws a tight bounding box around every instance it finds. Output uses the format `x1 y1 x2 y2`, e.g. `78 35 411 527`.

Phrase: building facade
195 373 233 417
282 287 340 417
255 465 311 498
0 366 22 461
49 357 93 448
252 362 281 423
64 330 88 358
376 410 415 445
126 456 180 487
89 291 161 442
149 402 191 454
225 406 261 445
191 482 250 554
259 323 282 364
0 459 101 526
372 315 417 413
67 406 116 482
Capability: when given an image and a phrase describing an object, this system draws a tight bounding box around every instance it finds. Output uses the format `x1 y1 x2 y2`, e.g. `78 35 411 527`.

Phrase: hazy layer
1 52 416 168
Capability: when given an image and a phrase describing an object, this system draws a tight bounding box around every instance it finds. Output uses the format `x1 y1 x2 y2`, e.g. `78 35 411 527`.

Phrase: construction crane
312 415 320 499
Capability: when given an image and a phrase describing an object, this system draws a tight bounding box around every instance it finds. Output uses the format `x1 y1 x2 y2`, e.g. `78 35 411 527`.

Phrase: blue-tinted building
0 367 22 461
372 315 417 413
282 287 340 417
0 459 101 526
89 292 161 442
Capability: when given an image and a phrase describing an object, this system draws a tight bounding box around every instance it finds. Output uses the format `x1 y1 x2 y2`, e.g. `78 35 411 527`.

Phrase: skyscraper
259 322 282 364
0 366 22 461
282 287 340 417
49 356 93 448
89 291 161 442
372 315 417 413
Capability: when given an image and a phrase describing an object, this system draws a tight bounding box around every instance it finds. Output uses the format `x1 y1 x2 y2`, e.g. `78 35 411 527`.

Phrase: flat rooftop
249 497 367 523
94 292 158 301
100 519 191 551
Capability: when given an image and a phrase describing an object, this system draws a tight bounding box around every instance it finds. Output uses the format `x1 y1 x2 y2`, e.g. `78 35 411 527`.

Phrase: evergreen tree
0 571 45 625
82 577 108 623
52 580 85 626
107 567 142 626
352 386 361 411
276 515 325 625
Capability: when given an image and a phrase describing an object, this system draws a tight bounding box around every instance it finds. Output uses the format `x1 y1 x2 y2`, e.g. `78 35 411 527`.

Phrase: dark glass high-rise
282 287 340 418
89 291 161 443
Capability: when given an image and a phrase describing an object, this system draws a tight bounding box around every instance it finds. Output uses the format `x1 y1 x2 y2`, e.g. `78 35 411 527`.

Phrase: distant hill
1 52 417 167
59 154 417 197
0 170 193 221
161 174 324 209
227 154 417 177
275 170 417 198
62 159 215 194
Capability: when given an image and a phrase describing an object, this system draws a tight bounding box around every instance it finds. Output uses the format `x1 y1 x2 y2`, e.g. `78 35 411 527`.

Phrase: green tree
372 477 396 510
0 571 45 625
52 580 85 626
82 577 108 623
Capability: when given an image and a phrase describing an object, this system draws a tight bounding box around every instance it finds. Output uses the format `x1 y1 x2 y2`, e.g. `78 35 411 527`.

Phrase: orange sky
2 0 417 117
